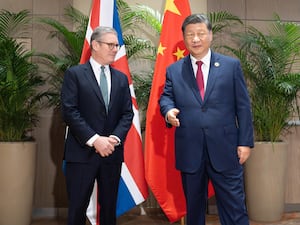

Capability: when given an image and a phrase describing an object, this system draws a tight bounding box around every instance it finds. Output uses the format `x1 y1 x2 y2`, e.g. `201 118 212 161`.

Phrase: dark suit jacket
160 52 254 173
61 61 133 164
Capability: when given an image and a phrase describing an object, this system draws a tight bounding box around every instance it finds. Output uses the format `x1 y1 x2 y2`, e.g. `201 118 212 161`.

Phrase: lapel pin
214 62 220 67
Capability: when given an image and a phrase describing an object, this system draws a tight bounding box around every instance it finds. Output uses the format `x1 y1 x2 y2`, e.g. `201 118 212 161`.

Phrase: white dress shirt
190 48 211 90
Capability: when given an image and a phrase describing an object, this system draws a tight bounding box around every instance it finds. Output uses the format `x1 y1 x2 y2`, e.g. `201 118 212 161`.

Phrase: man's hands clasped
93 136 118 157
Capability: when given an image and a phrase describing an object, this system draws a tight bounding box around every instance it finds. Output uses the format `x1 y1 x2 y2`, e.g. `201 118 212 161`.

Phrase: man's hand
237 146 251 164
94 136 116 157
167 108 180 127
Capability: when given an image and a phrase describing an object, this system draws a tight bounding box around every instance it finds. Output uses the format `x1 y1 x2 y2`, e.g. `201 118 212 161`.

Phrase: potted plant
0 9 47 225
225 15 300 222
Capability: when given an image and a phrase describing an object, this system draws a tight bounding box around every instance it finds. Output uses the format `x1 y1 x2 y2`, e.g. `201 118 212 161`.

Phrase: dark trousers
66 156 121 225
181 138 249 225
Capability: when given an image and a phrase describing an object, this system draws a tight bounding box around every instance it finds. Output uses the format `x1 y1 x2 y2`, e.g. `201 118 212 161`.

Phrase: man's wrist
86 134 99 147
109 135 121 146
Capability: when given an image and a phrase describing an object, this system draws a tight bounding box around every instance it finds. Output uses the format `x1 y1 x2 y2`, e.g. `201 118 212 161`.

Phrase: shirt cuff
109 135 121 146
86 134 99 147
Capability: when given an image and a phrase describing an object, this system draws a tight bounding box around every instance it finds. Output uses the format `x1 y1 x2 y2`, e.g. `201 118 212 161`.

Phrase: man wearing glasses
61 26 133 225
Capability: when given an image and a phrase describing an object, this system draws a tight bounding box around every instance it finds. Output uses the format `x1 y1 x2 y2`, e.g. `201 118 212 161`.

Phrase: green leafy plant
0 9 47 141
38 6 88 108
224 15 300 142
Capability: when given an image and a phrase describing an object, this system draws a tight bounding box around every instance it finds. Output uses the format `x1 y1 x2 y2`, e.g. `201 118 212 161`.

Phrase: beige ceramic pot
244 141 288 222
0 142 37 225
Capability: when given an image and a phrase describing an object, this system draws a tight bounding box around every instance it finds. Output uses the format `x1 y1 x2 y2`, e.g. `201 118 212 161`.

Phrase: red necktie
196 61 204 99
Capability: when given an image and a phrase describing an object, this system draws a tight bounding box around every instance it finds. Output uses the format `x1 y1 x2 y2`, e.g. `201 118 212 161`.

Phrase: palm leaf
0 9 31 38
124 34 156 60
118 1 162 34
209 11 243 34
0 34 46 141
225 15 300 141
38 5 89 107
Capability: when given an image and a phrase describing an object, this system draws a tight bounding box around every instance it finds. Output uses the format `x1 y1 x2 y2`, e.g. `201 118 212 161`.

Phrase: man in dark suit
61 26 133 225
159 14 254 225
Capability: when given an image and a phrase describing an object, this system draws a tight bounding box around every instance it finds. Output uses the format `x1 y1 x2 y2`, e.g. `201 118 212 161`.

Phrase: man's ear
91 39 98 51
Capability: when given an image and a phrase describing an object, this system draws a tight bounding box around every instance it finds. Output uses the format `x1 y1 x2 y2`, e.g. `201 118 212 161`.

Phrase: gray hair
181 14 212 34
90 26 117 48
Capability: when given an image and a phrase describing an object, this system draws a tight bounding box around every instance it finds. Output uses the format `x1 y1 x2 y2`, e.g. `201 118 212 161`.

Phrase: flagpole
181 217 185 225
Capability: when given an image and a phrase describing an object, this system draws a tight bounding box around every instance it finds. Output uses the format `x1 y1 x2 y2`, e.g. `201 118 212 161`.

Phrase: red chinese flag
144 0 214 223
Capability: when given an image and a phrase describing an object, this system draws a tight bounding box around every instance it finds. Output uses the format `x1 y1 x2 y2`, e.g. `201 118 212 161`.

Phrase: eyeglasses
96 41 120 50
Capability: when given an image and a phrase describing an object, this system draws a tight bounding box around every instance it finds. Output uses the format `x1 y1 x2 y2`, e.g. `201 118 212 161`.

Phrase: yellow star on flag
157 42 167 56
164 0 181 15
173 47 186 60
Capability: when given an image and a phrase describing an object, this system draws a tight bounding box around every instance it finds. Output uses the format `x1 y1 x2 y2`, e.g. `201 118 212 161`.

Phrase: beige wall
1 0 300 215
73 0 207 16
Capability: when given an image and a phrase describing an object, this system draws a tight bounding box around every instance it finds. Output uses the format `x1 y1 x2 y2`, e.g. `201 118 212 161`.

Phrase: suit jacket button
201 107 207 112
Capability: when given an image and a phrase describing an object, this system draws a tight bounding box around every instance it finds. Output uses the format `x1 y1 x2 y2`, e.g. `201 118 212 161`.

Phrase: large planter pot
0 142 37 225
244 141 288 222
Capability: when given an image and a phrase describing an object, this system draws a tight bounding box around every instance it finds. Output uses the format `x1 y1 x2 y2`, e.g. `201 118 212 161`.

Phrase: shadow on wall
50 107 68 208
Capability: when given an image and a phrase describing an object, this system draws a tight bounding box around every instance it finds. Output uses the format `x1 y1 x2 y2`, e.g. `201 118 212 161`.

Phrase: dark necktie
196 61 204 100
100 66 108 111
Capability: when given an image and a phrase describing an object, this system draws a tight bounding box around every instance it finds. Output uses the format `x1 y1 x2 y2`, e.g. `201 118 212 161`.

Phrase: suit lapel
183 56 203 104
84 62 105 105
182 55 202 103
108 67 118 111
204 52 219 102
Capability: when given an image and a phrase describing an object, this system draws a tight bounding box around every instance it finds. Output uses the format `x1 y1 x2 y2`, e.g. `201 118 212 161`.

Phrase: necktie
196 61 205 100
100 66 108 111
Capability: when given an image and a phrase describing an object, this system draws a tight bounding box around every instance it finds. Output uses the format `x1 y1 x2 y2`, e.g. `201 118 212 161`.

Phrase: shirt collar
190 48 211 67
90 57 109 72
